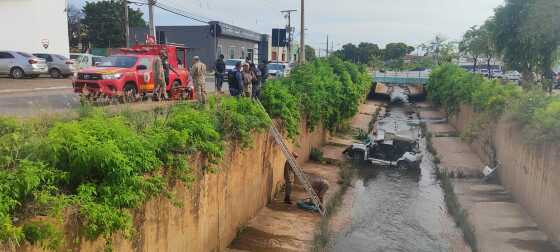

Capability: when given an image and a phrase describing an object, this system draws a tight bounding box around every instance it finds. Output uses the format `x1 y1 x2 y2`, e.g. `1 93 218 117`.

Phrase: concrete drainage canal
333 92 466 251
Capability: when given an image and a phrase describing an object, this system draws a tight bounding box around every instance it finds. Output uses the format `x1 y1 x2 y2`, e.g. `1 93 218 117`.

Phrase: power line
153 1 210 24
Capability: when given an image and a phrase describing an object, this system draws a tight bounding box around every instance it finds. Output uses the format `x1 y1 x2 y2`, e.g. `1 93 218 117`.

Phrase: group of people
214 55 269 99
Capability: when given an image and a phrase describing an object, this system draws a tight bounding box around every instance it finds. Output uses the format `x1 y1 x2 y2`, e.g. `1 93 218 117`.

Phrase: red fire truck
73 42 193 102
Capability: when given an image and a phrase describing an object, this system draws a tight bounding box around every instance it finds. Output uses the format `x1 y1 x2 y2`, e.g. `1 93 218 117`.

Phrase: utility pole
281 9 296 63
148 0 156 37
326 34 329 57
124 0 130 47
299 0 305 64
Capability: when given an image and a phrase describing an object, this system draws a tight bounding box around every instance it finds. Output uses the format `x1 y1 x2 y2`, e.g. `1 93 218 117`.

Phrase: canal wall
450 105 560 245
21 121 327 252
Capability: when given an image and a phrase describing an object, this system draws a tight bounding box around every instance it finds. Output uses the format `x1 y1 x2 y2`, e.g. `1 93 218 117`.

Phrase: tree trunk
473 57 478 72
487 58 492 78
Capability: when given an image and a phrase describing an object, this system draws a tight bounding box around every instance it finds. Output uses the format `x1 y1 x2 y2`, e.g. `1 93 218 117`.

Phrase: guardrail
373 71 430 85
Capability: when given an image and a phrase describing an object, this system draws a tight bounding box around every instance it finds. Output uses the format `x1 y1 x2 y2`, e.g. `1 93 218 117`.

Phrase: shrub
260 80 300 139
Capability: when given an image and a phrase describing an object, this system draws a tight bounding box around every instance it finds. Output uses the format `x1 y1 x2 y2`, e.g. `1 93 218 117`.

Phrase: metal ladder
256 100 326 216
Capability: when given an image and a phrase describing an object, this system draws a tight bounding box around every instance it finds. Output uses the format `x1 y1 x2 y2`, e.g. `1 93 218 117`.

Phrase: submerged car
343 132 423 170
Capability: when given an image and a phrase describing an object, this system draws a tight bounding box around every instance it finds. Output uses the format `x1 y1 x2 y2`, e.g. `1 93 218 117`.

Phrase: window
138 58 152 70
0 52 13 59
229 47 235 59
241 47 245 59
92 56 104 66
54 55 68 61
271 51 277 61
17 52 32 58
97 56 137 68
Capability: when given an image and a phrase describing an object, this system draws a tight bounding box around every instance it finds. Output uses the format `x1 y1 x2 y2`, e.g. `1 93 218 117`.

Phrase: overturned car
343 131 423 170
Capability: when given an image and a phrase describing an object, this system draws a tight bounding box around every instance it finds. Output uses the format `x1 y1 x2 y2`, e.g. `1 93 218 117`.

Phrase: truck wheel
10 67 24 79
50 68 62 78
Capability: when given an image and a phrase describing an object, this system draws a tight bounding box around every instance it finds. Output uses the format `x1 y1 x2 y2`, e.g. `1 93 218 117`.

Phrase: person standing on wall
191 56 207 104
229 62 244 97
250 62 261 99
214 54 226 94
241 63 254 97
258 60 269 84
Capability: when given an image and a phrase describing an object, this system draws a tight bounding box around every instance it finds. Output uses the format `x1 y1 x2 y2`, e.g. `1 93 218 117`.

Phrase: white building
0 0 69 57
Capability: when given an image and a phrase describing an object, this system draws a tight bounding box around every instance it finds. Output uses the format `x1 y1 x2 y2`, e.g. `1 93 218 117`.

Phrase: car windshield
269 64 284 70
98 56 137 68
225 59 241 65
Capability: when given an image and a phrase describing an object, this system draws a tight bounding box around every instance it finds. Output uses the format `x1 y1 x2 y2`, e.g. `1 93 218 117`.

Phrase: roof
209 21 261 42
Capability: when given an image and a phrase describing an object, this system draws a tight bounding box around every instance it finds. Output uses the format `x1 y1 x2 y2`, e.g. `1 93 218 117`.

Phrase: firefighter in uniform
191 56 207 104
152 56 166 101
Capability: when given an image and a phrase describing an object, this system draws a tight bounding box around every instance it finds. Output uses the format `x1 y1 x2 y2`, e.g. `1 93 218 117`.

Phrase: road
0 76 224 116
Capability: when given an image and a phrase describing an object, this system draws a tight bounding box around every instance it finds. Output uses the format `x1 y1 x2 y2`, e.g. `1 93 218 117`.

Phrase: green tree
305 45 316 62
459 26 485 72
422 35 458 65
493 0 560 83
82 0 147 48
382 42 414 61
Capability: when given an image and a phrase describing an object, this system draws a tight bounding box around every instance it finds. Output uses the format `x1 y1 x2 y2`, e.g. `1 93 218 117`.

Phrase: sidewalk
418 102 559 252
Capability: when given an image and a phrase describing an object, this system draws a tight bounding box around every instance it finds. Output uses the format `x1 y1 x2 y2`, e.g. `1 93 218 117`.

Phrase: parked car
33 53 75 78
70 53 105 72
224 59 244 72
0 51 48 79
503 71 522 81
268 63 286 78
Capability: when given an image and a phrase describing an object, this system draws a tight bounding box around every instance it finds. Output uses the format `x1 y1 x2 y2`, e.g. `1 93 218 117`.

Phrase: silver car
33 53 75 78
0 51 48 79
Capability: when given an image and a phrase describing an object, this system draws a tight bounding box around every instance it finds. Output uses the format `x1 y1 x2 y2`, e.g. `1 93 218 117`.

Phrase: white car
224 59 244 72
268 63 286 78
70 53 105 72
503 71 522 81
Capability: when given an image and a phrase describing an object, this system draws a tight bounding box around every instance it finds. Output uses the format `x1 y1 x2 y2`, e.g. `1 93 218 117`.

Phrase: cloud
72 0 504 49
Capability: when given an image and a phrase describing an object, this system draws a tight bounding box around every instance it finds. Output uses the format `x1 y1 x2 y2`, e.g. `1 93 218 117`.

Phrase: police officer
214 54 226 94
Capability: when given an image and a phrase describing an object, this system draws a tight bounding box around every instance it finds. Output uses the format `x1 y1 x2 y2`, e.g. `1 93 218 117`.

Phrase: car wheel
50 69 62 78
10 67 24 79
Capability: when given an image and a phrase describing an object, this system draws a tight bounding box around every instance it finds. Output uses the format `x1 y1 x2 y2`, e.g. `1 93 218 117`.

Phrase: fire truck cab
73 43 193 101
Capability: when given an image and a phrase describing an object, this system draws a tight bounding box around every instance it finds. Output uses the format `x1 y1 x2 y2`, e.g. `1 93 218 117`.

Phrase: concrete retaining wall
21 121 326 252
450 105 560 245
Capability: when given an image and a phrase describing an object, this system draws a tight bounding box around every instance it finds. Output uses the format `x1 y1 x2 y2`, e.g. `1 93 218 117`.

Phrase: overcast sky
73 0 504 53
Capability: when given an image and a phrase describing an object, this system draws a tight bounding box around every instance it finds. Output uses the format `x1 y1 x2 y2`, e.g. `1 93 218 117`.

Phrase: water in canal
333 99 464 252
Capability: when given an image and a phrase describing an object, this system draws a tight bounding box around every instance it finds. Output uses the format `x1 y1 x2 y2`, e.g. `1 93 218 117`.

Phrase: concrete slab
419 109 447 119
428 123 459 136
454 180 560 252
432 137 484 177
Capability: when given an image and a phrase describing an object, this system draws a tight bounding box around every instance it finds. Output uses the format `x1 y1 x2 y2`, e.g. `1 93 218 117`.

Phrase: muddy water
333 101 464 252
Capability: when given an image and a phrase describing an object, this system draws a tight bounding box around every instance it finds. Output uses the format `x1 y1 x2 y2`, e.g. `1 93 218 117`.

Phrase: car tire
50 69 62 79
10 67 24 79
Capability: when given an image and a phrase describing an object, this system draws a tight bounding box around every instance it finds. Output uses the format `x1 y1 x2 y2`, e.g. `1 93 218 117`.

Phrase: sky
73 0 504 53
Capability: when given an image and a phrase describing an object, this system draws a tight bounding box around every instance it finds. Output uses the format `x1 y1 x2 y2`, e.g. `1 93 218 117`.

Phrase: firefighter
152 55 167 101
191 56 207 104
241 63 254 97
283 152 299 204
310 176 330 205
214 54 226 94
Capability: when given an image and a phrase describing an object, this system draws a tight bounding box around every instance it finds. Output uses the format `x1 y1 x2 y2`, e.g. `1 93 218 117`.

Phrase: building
131 21 265 68
0 0 70 57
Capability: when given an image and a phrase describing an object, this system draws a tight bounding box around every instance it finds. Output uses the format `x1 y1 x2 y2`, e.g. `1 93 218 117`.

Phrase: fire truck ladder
256 100 326 216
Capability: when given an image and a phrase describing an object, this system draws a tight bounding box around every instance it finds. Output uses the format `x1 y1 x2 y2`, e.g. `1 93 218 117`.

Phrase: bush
428 64 560 144
261 57 371 138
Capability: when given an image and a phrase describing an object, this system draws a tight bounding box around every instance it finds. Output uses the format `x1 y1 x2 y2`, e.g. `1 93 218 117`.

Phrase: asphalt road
0 76 222 116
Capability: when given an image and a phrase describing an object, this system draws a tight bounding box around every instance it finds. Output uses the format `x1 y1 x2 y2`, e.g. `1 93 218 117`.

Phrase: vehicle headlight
102 73 123 80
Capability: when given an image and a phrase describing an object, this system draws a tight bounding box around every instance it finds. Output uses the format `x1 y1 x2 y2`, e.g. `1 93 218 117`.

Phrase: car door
136 57 153 93
0 52 15 74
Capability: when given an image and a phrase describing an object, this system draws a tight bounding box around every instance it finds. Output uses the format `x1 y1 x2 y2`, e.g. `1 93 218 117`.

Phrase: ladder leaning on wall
256 100 326 216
